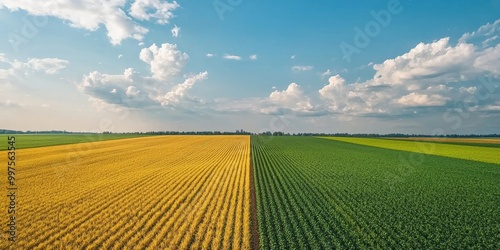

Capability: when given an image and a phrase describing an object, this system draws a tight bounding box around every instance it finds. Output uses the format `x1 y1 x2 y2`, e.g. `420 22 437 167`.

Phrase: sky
1 0 500 134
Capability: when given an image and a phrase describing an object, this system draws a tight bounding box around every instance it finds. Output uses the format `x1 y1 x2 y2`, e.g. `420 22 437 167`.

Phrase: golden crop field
1 136 251 249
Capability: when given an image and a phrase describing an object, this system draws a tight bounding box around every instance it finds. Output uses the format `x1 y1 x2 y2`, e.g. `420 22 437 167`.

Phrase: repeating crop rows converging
252 136 500 249
1 136 251 249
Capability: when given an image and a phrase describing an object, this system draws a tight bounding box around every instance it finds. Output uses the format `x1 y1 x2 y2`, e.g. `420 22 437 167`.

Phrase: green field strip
0 134 151 150
252 136 500 249
321 137 500 165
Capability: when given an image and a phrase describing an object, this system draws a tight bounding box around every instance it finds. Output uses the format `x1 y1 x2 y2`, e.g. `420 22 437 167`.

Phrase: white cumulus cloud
397 93 450 107
79 68 156 108
0 0 179 45
139 43 189 80
79 43 207 110
129 0 179 24
0 55 68 79
372 38 476 85
25 58 69 74
159 71 208 106
268 83 313 113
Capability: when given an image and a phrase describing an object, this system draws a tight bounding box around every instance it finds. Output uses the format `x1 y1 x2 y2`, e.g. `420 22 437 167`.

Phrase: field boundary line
249 139 260 250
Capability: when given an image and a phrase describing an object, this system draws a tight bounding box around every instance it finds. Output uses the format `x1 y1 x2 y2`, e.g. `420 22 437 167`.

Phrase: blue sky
1 0 500 134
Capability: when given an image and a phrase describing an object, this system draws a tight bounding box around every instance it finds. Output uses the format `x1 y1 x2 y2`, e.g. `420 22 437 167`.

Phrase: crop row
252 136 500 249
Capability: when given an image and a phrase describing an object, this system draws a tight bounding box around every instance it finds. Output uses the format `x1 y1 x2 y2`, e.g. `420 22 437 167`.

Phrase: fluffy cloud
319 75 348 112
212 19 500 117
268 83 313 113
397 93 449 107
79 68 157 108
24 58 69 74
459 19 500 45
372 38 476 86
0 0 179 45
473 44 500 76
77 18 499 119
210 83 325 116
171 25 180 37
249 54 258 60
158 72 208 106
80 43 207 109
139 43 189 80
313 20 499 117
0 55 68 79
129 0 179 24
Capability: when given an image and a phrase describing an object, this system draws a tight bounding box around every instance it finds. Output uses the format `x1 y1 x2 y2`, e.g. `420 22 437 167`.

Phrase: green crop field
322 137 500 164
252 136 500 249
0 134 149 150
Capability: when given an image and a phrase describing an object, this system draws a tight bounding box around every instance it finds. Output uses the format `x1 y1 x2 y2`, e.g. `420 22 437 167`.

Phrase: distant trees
0 128 498 137
140 130 251 135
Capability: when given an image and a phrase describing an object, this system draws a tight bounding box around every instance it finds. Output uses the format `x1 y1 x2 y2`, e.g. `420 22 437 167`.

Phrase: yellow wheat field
1 136 251 249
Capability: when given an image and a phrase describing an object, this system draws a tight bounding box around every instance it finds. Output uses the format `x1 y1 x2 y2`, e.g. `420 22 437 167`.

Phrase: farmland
2 134 499 249
252 136 500 249
0 134 149 151
323 137 500 164
1 136 251 249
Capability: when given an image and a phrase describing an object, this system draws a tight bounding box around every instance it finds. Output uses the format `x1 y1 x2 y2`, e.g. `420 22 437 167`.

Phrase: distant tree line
257 132 500 138
0 129 251 135
1 129 498 137
139 130 251 135
0 129 73 134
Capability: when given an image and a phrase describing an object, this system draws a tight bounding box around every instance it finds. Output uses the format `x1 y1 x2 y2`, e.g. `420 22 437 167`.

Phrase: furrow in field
173 142 238 249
